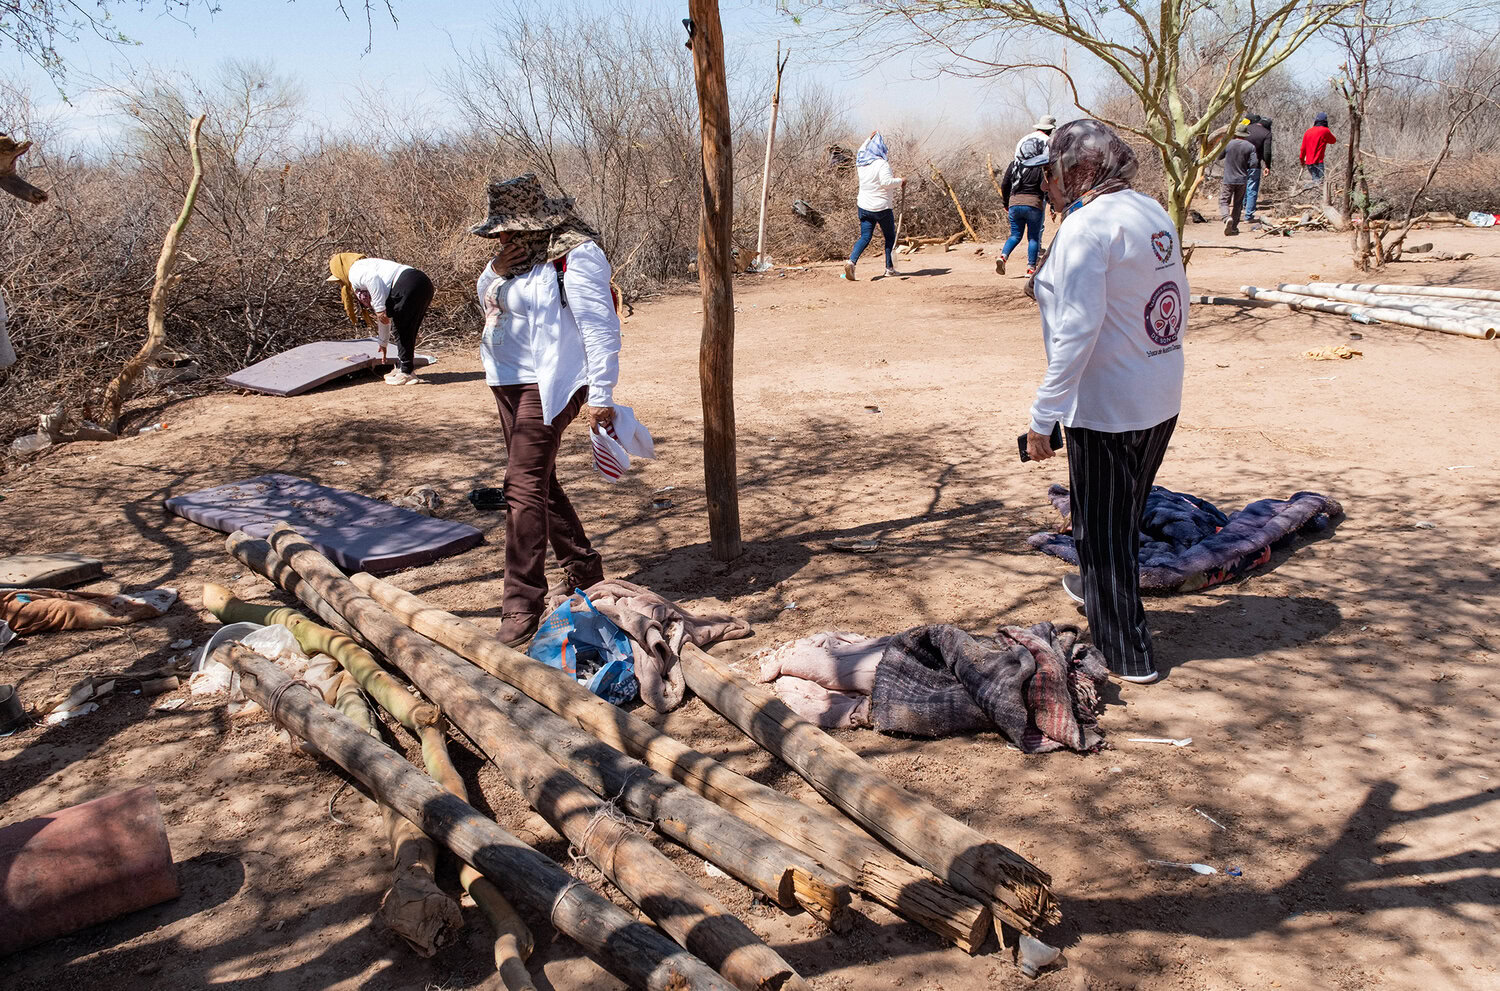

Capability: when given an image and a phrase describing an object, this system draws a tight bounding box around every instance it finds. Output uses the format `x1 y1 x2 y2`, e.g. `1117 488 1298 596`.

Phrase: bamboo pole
341 573 849 927
688 0 743 562
929 163 978 243
264 526 807 991
1330 282 1500 303
214 642 736 991
1276 283 1500 333
677 644 1059 936
202 586 534 988
1240 286 1497 339
753 43 790 269
349 572 994 953
100 114 205 435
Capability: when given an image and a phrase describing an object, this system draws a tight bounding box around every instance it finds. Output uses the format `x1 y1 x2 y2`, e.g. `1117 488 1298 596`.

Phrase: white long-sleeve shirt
348 256 410 348
856 158 903 212
1029 189 1186 435
477 239 620 425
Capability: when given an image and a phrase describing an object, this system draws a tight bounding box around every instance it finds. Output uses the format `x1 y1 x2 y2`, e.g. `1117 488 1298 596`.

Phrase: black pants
388 268 433 373
1065 417 1177 678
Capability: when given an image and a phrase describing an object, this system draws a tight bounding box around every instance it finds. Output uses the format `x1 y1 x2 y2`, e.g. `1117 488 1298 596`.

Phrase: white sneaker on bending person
384 369 419 386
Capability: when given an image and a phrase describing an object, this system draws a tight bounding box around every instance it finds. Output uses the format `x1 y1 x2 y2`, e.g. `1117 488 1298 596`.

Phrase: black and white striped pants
1064 416 1178 678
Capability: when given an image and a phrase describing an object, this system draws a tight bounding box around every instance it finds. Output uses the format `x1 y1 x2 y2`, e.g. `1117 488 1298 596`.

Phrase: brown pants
1219 182 1246 225
492 384 600 617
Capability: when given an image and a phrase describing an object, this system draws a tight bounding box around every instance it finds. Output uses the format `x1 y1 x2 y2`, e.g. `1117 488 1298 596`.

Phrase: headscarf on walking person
326 252 372 331
855 132 889 167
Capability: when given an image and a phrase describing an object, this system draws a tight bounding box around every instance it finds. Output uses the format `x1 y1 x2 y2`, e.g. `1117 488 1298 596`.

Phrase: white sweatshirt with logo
1029 188 1187 435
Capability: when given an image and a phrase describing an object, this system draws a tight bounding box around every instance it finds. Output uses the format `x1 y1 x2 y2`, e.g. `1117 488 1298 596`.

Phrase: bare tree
791 0 1360 233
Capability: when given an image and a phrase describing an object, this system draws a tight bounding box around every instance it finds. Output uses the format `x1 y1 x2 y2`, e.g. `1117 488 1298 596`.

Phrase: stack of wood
207 523 1062 990
1240 282 1500 340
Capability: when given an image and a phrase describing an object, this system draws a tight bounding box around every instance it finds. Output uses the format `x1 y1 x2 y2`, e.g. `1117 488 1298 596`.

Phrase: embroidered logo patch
1150 230 1174 263
1144 281 1183 346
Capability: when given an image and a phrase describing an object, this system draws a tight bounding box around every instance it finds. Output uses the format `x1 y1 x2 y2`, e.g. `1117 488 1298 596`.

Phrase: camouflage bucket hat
469 172 579 237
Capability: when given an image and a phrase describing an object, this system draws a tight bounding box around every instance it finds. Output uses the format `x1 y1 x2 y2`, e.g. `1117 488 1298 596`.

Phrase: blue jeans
1307 162 1325 181
1244 166 1262 218
1002 205 1045 267
851 207 896 268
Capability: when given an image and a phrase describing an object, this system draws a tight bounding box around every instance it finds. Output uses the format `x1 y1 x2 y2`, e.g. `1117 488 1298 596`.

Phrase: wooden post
753 43 790 269
348 572 993 952
99 113 205 435
215 642 737 991
678 643 1060 936
688 0 743 561
264 526 808 991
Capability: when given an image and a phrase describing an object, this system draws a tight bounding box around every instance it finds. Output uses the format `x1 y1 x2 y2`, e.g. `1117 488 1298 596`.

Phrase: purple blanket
1029 484 1342 592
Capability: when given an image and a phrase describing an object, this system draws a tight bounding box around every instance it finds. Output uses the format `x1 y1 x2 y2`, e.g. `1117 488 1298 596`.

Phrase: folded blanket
1 587 178 635
566 579 753 712
1029 484 1342 592
873 623 1109 753
755 631 886 728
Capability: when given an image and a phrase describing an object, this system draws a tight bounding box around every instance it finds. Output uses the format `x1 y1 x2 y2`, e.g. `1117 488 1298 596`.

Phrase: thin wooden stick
265 526 809 991
678 643 1059 935
350 572 992 952
929 162 978 243
215 642 736 991
754 43 790 268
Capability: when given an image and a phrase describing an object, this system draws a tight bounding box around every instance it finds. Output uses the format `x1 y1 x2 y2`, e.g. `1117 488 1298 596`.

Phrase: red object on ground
0 785 179 954
1300 125 1337 165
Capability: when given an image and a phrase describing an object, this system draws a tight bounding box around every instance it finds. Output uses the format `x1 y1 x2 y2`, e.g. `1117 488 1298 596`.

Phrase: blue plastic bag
527 590 638 704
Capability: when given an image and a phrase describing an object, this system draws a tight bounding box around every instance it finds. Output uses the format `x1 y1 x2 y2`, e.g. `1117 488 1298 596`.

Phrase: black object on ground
468 487 508 512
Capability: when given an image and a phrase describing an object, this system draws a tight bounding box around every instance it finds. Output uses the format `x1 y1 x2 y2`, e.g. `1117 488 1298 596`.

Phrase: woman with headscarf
326 252 434 386
1022 120 1187 685
843 131 905 281
470 172 620 647
997 135 1050 276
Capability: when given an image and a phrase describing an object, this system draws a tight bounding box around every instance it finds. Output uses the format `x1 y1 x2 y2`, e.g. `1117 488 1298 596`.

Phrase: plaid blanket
871 622 1110 753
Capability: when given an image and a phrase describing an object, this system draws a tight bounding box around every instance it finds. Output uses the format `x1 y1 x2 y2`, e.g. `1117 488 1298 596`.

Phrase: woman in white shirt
470 173 621 647
1023 120 1188 685
326 252 434 385
842 131 905 281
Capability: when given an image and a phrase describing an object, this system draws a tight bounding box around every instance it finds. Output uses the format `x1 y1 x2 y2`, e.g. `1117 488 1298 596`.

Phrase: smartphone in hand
1018 422 1064 463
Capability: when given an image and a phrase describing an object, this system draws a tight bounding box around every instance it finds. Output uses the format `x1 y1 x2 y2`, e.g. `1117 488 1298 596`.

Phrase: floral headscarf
1027 120 1139 296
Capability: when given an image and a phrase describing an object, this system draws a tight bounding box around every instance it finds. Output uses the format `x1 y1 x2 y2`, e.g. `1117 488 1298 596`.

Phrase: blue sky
13 0 1080 146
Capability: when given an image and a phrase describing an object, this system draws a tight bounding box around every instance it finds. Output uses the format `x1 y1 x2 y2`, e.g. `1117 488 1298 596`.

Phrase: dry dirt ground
3 221 1498 991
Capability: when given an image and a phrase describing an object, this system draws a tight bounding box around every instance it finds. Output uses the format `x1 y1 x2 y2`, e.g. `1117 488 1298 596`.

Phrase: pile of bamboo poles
205 523 1061 990
1241 282 1500 340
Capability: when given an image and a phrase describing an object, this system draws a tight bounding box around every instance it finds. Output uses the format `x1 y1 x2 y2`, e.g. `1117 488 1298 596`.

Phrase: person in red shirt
1300 112 1338 182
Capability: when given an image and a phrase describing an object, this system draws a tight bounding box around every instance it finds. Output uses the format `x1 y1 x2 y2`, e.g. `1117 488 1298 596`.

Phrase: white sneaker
1117 669 1161 685
1062 572 1086 606
384 369 418 386
842 262 857 281
884 267 898 277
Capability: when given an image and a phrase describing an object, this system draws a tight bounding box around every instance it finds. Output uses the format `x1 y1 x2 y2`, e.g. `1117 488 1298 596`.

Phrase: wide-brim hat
1034 114 1058 132
469 172 578 238
1234 124 1251 137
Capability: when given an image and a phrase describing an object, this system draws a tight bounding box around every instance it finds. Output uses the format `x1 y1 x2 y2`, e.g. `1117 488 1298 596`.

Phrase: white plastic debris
170 638 194 650
46 702 99 725
1148 860 1218 874
1128 737 1193 747
704 861 730 880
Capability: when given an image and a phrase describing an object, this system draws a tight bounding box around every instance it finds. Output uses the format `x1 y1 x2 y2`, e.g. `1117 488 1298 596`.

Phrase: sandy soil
2 220 1498 991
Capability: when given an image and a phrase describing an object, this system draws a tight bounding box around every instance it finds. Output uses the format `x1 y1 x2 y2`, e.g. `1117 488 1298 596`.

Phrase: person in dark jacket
1244 115 1273 222
998 135 1049 275
1219 123 1258 236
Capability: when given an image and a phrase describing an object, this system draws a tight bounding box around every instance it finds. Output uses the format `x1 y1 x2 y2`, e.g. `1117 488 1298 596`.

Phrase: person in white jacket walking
843 131 905 281
1022 119 1188 685
470 172 622 647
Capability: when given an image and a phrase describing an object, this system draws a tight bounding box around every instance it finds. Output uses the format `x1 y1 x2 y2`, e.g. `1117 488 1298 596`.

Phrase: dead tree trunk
688 0 743 562
0 134 48 204
99 114 206 435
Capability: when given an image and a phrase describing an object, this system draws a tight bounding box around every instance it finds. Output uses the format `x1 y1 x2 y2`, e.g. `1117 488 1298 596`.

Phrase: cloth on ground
758 624 1109 752
554 579 752 712
0 587 177 635
873 623 1109 752
1029 483 1342 592
753 631 887 728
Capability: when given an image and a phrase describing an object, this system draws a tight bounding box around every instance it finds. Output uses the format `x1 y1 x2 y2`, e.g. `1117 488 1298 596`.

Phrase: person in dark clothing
998 135 1049 275
1300 112 1337 182
1219 123 1257 236
1244 115 1273 222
